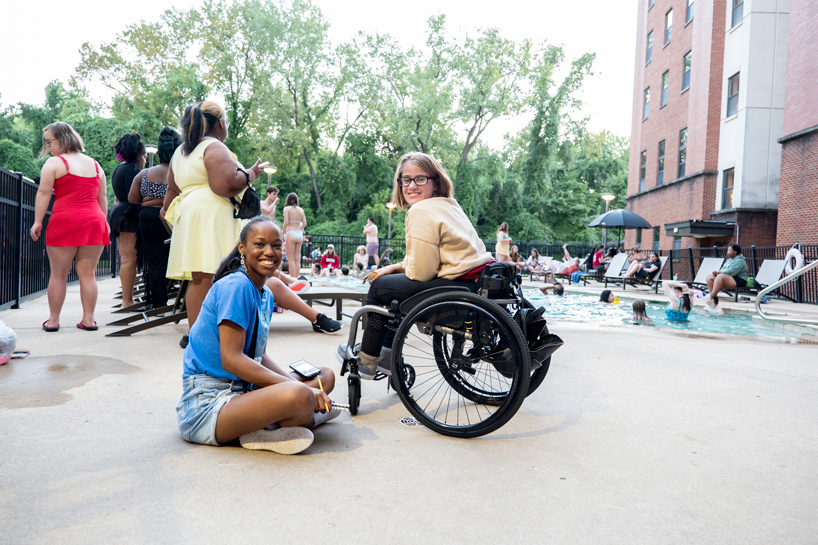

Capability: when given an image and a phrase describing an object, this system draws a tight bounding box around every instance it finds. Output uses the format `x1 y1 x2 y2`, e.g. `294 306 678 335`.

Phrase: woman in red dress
30 122 110 331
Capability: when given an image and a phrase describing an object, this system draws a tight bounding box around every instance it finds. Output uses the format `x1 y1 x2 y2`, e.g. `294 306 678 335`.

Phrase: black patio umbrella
588 209 652 247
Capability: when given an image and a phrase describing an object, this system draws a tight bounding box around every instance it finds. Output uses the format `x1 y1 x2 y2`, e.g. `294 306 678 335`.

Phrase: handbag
230 169 261 219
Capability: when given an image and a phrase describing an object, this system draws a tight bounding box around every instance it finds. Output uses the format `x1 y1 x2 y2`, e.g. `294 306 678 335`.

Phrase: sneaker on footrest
239 426 314 454
313 313 341 333
335 343 390 380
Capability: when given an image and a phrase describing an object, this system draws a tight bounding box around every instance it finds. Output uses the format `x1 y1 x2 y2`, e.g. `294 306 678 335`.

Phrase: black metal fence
1 167 116 311
662 245 818 304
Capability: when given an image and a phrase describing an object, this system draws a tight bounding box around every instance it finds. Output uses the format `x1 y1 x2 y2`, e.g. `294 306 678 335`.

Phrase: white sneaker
239 427 314 454
335 343 390 380
313 408 341 428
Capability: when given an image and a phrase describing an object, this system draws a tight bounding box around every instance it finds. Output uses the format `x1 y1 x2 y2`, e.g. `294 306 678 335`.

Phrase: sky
1 0 639 146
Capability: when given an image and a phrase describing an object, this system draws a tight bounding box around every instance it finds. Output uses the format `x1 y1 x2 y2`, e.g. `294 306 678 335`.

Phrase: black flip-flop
42 320 59 332
76 321 99 331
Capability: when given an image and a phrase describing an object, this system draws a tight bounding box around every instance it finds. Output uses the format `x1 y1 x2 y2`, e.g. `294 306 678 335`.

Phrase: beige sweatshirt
403 197 493 281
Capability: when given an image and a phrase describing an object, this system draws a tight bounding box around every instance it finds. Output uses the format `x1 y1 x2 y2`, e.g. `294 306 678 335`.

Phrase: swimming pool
310 275 816 339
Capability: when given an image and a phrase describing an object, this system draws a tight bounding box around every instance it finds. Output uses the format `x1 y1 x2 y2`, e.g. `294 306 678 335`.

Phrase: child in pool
632 299 652 321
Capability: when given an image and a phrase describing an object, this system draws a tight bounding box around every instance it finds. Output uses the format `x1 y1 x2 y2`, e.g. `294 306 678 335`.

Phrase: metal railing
1 166 116 311
755 259 818 324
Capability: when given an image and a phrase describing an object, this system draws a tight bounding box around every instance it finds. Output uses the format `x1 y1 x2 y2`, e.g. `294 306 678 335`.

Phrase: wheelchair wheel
348 374 361 415
392 291 530 438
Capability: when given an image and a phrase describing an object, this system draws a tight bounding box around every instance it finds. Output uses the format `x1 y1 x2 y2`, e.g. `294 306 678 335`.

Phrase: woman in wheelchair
336 152 494 379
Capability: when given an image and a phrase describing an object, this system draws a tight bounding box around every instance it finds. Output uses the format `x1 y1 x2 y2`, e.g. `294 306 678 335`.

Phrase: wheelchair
338 263 564 438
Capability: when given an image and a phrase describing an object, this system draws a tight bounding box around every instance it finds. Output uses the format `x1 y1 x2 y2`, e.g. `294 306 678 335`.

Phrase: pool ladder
755 259 818 325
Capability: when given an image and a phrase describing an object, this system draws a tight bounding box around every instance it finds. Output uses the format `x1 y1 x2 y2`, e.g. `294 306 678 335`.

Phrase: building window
682 51 692 90
665 9 673 45
657 140 665 185
678 128 687 178
636 229 642 245
673 236 682 260
661 71 669 108
686 0 694 23
649 0 655 8
732 0 744 28
646 31 653 64
653 227 660 252
722 168 734 208
727 72 740 117
640 151 647 192
643 87 650 120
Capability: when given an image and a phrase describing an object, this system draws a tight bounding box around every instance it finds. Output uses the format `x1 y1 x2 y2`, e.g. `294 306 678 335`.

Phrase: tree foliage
0 0 629 243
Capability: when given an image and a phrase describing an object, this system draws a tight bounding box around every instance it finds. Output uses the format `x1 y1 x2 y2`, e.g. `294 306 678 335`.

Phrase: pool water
308 275 815 339
524 289 814 339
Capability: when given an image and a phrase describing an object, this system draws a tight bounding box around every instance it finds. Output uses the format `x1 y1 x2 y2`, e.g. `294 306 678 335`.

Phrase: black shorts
635 268 651 280
732 276 747 287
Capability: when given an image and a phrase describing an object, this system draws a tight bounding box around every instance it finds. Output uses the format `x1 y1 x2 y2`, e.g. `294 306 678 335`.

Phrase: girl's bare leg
76 245 104 327
117 232 138 307
186 272 214 330
44 246 78 328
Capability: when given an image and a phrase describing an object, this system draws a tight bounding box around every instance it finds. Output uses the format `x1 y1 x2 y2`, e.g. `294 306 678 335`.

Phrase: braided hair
214 216 278 282
114 133 146 163
157 127 181 164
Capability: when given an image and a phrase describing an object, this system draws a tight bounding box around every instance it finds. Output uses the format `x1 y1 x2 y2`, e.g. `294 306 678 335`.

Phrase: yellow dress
165 138 242 280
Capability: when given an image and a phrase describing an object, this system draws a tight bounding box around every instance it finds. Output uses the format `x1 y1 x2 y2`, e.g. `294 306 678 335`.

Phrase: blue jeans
176 374 244 446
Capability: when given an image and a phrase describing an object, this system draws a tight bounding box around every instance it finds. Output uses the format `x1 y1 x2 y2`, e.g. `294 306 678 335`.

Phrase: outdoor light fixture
145 145 158 168
263 165 278 189
601 193 616 202
600 193 616 246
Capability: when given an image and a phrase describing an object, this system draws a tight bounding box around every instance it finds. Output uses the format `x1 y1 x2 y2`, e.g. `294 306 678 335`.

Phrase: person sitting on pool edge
539 282 565 296
705 244 748 304
662 280 693 322
632 299 651 321
176 216 338 455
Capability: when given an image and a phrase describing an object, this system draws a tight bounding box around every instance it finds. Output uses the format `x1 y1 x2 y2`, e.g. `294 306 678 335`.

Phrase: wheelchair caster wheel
348 374 361 415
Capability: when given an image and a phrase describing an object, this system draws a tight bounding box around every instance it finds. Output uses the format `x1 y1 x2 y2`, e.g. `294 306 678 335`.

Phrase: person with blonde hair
496 222 512 262
336 152 493 379
30 122 110 331
353 245 369 273
282 193 306 275
162 101 269 348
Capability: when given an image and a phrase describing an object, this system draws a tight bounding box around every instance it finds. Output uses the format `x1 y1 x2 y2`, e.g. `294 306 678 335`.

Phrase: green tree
0 139 40 178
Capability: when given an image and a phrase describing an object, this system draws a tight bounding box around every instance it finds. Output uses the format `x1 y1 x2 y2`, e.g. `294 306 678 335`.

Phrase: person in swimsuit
495 222 512 262
128 127 180 310
282 193 306 275
260 186 279 222
363 217 379 267
30 122 110 332
662 280 692 322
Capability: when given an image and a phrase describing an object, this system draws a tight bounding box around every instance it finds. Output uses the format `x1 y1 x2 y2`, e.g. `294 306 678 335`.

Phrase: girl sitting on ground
176 216 338 455
662 280 693 322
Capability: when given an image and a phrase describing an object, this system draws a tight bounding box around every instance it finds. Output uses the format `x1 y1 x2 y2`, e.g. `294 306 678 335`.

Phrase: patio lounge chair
688 257 724 289
727 259 788 302
590 253 629 288
622 256 669 292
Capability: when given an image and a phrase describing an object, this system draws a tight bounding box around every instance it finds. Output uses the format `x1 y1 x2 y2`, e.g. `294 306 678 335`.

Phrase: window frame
636 229 642 245
682 51 692 91
657 140 666 186
640 150 647 192
646 31 654 64
661 71 670 108
665 9 673 45
678 128 687 178
686 0 694 24
643 87 651 120
727 72 740 117
722 168 735 209
653 226 660 252
732 0 744 28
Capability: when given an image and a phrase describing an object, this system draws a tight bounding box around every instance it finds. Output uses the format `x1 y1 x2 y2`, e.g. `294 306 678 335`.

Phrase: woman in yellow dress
161 101 268 348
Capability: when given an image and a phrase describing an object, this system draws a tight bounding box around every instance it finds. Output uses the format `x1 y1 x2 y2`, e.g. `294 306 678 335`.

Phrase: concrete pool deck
1 277 817 544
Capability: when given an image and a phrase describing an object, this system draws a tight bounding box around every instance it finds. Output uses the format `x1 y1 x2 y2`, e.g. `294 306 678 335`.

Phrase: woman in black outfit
109 133 146 308
128 128 180 309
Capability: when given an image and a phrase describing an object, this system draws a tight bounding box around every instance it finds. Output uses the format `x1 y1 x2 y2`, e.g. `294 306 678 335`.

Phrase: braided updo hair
114 133 146 164
157 127 181 165
214 216 279 282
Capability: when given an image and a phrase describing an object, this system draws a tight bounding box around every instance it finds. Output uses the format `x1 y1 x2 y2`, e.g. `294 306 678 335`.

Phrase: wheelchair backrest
477 262 520 299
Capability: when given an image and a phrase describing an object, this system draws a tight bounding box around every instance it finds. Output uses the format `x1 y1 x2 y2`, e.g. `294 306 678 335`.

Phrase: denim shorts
176 374 245 446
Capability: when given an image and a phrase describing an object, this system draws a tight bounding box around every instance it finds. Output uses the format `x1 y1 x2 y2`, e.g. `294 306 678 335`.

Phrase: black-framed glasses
44 138 56 147
398 175 434 187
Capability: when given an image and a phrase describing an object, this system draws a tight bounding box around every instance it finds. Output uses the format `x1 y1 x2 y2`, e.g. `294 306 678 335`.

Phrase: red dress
46 156 110 247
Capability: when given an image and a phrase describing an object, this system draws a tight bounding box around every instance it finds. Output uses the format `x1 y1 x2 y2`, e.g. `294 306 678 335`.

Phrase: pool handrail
754 258 818 325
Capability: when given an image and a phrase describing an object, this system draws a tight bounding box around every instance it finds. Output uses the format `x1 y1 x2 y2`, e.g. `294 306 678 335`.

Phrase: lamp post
263 165 278 189
600 193 616 248
386 201 396 246
145 145 158 168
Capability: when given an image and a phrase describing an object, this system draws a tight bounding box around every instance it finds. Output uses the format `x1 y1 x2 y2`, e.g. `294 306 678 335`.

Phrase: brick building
625 0 799 251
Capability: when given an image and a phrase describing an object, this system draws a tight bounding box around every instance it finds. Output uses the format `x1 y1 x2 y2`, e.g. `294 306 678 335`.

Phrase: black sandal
76 321 98 331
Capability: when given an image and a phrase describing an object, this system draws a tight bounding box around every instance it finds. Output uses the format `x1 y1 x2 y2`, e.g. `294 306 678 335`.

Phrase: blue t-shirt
182 269 274 380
